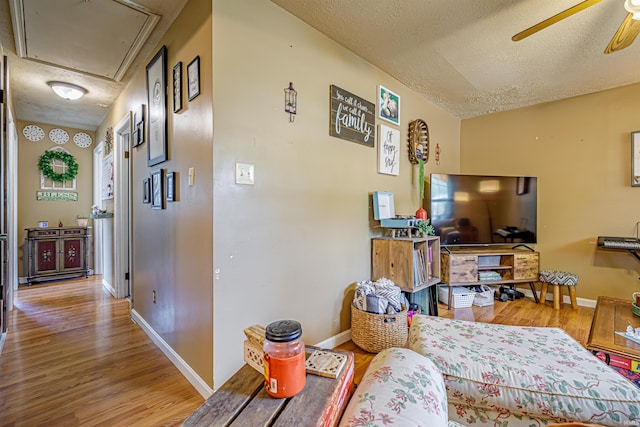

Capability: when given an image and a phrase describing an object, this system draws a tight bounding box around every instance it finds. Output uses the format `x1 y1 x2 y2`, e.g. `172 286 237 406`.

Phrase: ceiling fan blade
604 12 640 54
512 0 602 42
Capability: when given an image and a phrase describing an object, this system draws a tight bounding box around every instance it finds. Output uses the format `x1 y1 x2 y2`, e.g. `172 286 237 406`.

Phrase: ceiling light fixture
47 81 87 100
624 0 640 20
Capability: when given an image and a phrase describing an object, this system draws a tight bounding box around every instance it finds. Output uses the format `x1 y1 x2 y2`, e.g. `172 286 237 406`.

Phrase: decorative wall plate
23 125 45 142
73 132 93 148
49 128 69 145
408 119 429 164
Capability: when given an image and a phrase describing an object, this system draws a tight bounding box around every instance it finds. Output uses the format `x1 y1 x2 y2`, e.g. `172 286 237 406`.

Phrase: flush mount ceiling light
625 0 640 19
47 81 87 100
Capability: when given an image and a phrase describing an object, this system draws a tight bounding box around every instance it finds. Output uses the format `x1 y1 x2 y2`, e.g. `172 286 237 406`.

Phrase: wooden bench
183 348 354 427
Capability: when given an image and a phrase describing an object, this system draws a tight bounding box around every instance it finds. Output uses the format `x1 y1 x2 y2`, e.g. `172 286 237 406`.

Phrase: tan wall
461 83 640 301
212 0 461 384
16 120 95 276
96 0 213 386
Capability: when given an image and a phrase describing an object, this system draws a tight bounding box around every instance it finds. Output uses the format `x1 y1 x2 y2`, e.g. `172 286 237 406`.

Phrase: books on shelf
413 246 433 287
478 271 501 281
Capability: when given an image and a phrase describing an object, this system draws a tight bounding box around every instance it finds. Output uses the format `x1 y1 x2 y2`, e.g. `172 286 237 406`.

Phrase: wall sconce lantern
284 82 297 122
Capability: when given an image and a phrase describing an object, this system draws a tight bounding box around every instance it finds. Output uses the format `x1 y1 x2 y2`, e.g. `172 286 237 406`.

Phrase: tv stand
440 247 539 309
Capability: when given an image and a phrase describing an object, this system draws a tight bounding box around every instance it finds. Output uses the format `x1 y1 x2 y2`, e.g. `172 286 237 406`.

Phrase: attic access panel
13 0 159 81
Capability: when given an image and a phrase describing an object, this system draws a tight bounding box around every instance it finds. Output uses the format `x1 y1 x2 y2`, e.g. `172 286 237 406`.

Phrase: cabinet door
513 253 539 280
34 239 58 274
60 238 85 272
445 254 478 283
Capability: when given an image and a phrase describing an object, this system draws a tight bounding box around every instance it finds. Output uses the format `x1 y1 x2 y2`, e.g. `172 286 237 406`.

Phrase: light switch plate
236 163 255 185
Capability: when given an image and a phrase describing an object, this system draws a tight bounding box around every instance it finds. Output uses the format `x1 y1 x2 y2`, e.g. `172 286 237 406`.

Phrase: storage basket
438 286 475 308
351 304 408 353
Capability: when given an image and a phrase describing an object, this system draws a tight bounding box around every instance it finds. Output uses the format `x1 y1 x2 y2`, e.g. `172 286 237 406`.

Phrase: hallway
0 277 203 426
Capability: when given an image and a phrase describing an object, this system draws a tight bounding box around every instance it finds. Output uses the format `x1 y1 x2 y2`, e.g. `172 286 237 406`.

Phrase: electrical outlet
153 290 156 304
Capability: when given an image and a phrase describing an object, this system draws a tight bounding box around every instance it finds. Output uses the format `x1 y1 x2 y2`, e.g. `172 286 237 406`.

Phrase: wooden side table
587 296 640 363
183 348 354 427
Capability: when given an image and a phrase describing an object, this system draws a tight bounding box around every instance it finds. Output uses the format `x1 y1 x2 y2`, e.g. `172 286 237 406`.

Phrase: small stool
538 269 578 309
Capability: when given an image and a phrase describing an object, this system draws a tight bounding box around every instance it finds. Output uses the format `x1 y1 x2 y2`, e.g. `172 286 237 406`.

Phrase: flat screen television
429 173 537 246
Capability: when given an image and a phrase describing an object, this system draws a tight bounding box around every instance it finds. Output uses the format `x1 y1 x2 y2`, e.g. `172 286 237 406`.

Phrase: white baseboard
102 279 117 299
130 309 213 399
313 329 352 349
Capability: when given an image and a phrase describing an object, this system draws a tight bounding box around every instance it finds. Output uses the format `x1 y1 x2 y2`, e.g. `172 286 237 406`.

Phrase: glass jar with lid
263 320 306 398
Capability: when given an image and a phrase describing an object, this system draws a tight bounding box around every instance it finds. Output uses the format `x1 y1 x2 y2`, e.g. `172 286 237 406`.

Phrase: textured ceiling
271 0 640 118
0 0 189 131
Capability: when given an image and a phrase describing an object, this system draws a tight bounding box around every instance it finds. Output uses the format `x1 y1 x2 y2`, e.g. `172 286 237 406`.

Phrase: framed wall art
187 55 200 101
329 85 375 147
378 124 400 176
133 104 145 147
173 62 182 113
378 85 400 126
146 45 168 167
143 178 151 203
633 131 640 187
166 171 175 202
151 169 164 210
516 177 530 195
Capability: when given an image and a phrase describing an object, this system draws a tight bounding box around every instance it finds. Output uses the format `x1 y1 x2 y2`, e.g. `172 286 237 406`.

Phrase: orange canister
263 320 306 398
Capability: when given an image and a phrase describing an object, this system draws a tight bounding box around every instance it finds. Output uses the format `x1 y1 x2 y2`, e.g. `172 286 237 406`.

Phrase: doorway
114 114 132 299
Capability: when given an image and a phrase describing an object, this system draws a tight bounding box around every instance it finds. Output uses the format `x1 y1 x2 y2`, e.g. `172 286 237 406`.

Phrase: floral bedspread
408 315 640 427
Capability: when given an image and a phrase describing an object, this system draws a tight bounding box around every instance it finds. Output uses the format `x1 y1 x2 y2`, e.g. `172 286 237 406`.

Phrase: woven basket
351 304 408 353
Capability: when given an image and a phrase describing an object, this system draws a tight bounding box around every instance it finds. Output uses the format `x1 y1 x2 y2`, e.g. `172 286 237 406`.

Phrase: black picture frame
146 45 168 167
166 171 175 202
187 56 200 101
133 104 145 147
143 178 151 204
151 169 164 210
173 62 182 113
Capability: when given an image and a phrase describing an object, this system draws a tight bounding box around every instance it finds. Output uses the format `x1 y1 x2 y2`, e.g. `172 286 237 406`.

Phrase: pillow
339 347 450 427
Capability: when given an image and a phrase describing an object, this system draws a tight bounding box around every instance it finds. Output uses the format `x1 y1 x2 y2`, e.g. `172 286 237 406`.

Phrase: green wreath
38 151 79 182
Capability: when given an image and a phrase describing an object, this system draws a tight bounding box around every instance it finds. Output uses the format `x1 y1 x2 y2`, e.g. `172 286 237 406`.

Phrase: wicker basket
351 304 408 353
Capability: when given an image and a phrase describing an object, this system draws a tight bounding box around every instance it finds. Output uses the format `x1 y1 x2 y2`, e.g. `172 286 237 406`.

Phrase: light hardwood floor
0 278 596 425
335 295 596 385
0 276 204 427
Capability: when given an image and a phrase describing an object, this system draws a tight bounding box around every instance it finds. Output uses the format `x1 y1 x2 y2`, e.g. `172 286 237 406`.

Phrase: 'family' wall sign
329 85 375 147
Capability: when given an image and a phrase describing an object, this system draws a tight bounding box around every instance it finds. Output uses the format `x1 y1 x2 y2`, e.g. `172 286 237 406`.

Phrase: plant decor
38 150 79 182
417 218 435 236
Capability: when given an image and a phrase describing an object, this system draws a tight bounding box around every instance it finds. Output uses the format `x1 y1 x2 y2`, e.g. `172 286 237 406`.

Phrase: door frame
113 113 132 299
92 143 104 275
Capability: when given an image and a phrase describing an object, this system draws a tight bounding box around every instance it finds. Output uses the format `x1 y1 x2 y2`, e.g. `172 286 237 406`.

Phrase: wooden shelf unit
371 236 441 315
372 236 441 292
440 248 539 308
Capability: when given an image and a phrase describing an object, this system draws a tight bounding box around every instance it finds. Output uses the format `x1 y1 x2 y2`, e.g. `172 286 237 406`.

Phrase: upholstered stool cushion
408 315 640 427
539 269 578 286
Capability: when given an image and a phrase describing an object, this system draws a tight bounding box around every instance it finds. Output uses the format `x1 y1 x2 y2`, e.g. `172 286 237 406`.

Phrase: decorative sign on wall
36 191 78 201
329 85 375 147
378 124 400 176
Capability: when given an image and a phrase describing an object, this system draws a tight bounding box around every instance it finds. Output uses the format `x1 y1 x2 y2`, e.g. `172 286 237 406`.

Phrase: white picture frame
378 124 400 176
377 85 400 126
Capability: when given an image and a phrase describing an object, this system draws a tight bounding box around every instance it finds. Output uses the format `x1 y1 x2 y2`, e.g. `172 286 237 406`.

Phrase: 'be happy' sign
330 85 375 147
